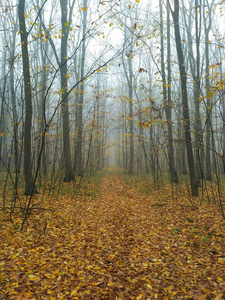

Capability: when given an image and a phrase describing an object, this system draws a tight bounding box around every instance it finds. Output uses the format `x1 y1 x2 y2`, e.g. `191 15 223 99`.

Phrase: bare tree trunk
160 0 178 183
40 47 48 177
10 55 19 175
76 0 88 176
182 0 204 184
0 29 8 168
128 54 134 174
38 8 53 178
60 0 74 182
122 103 128 170
137 112 149 174
94 82 101 171
194 0 204 182
222 55 225 174
101 98 107 168
0 86 6 168
223 96 225 173
18 0 38 195
203 0 213 180
170 0 198 196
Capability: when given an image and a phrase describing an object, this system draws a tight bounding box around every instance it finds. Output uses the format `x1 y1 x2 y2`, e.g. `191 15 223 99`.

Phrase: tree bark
203 0 213 180
76 0 88 176
60 0 75 182
160 0 178 183
193 0 204 182
171 0 198 196
128 54 134 174
18 0 38 195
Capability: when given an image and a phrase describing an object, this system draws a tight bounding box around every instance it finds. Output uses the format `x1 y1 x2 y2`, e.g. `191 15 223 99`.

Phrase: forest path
1 170 225 299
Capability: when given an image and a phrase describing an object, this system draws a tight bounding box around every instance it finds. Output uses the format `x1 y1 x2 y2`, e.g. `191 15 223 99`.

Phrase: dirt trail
98 172 157 252
1 171 225 299
70 172 225 299
80 172 161 298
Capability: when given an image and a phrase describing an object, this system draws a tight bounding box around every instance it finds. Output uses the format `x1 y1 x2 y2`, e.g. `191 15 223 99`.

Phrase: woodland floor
1 169 225 300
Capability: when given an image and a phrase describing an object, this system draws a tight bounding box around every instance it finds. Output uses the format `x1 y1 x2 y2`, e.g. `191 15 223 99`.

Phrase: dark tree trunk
193 0 204 182
18 0 38 195
203 0 213 180
171 0 198 196
160 0 178 183
76 0 88 176
60 0 75 182
128 54 134 174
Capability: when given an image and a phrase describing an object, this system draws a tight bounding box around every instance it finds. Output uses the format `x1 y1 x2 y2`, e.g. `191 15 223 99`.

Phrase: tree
122 20 134 174
170 0 199 196
60 0 75 182
159 0 178 183
75 0 88 177
18 0 38 195
182 0 204 183
9 23 19 175
203 0 214 180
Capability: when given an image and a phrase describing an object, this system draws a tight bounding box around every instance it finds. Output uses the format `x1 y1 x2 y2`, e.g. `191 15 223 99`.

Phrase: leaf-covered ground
1 170 225 299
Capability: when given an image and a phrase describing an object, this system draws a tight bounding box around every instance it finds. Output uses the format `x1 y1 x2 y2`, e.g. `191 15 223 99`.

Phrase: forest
1 0 225 299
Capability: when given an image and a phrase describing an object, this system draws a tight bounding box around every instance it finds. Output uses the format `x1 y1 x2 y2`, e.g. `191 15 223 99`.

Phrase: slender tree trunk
10 55 19 175
8 23 19 175
140 131 150 174
40 52 48 177
38 6 53 178
94 83 101 171
171 0 198 196
160 0 178 183
60 0 74 182
221 55 225 174
203 1 212 180
128 55 134 174
122 105 128 170
138 112 149 174
223 97 225 174
18 0 38 195
0 86 6 168
194 0 204 182
76 0 88 176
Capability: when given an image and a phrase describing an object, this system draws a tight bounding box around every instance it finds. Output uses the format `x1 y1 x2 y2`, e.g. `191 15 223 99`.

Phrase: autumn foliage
1 170 225 299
